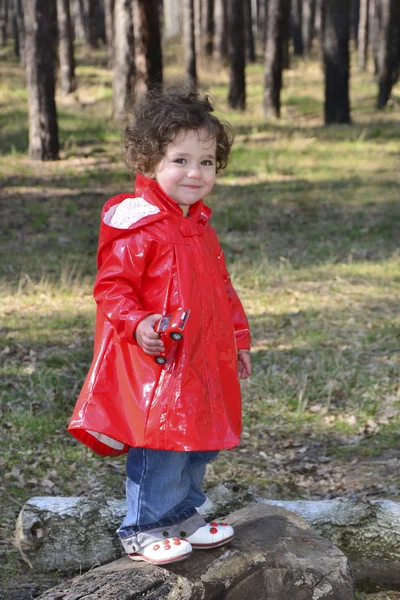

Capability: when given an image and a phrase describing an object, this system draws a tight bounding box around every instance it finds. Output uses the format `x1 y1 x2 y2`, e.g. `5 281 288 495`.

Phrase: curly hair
124 89 234 177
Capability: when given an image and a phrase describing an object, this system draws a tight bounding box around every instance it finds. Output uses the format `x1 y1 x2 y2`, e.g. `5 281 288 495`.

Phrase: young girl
68 90 251 565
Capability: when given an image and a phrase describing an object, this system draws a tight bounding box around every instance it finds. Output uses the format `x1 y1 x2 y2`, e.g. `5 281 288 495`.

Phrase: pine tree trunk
0 0 8 45
244 0 256 63
104 0 114 66
375 0 400 109
12 0 25 63
57 0 76 95
23 0 59 160
204 0 213 57
302 0 316 55
263 0 291 118
184 0 197 85
227 0 246 109
291 0 303 55
132 0 163 98
321 0 351 124
85 0 98 48
352 0 360 45
358 0 369 70
71 0 85 41
112 0 134 120
214 0 227 64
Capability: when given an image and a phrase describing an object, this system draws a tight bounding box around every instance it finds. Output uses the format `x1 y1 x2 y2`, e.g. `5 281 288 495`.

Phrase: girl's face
153 128 217 216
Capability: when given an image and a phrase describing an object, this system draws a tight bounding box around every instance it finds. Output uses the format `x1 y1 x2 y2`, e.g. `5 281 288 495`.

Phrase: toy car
153 308 191 365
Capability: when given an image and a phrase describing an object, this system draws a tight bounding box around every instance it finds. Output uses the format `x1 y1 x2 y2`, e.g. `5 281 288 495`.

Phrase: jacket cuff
125 311 154 345
235 329 251 351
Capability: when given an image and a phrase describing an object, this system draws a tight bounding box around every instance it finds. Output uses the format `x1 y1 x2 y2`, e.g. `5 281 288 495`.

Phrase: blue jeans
118 448 219 551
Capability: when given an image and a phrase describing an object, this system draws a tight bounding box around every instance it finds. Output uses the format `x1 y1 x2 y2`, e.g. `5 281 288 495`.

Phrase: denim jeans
117 448 219 552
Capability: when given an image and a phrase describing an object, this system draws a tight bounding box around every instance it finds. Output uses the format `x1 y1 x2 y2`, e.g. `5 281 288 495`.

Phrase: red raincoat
68 174 251 456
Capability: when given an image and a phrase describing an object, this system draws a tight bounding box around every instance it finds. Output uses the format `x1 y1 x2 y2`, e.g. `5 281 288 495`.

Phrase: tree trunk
57 0 76 95
0 0 8 45
282 0 291 69
15 493 400 589
214 0 227 64
23 0 59 160
203 0 213 57
351 0 360 45
244 0 256 63
227 0 246 109
302 0 316 55
112 0 134 120
184 0 197 86
132 0 163 98
85 0 99 48
11 0 25 63
291 0 303 55
104 0 114 66
71 0 85 41
358 0 369 70
321 0 351 124
375 0 400 109
263 0 291 118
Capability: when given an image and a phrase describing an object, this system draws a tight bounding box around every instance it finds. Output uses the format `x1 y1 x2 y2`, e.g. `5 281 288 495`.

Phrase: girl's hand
135 314 164 355
238 350 251 379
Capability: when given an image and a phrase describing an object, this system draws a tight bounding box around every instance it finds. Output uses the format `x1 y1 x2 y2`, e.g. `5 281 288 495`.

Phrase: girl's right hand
135 314 164 355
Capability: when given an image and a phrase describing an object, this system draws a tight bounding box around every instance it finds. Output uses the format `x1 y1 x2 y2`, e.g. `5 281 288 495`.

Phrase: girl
68 90 251 565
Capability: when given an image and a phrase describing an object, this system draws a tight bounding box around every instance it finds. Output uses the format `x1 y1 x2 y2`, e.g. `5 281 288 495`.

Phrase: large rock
37 504 354 600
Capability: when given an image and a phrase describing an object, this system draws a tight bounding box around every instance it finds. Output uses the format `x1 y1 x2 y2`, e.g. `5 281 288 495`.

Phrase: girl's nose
187 167 201 178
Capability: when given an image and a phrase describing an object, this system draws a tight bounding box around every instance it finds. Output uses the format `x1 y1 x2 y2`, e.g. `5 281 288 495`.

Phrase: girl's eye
201 160 214 166
173 158 186 164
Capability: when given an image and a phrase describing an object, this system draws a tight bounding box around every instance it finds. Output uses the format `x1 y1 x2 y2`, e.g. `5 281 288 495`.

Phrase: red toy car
153 308 191 365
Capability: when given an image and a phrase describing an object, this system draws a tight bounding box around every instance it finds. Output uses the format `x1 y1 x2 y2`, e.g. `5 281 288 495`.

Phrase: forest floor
1 42 400 599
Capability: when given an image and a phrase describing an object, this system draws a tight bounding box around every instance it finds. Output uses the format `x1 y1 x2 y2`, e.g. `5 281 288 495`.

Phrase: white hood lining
104 197 160 229
86 430 125 451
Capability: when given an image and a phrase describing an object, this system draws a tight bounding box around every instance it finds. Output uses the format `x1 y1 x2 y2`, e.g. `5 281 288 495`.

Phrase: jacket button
162 531 169 537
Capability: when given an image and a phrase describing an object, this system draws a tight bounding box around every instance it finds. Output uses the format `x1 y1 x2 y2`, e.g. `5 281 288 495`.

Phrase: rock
37 504 354 600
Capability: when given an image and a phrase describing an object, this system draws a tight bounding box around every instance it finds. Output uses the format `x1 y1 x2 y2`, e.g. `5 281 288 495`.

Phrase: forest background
1 0 400 599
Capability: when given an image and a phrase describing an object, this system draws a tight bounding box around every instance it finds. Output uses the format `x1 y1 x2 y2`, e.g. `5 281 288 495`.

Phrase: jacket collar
135 173 212 226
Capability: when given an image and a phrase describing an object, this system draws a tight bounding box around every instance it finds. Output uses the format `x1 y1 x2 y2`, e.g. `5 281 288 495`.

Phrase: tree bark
23 0 59 160
358 0 369 70
57 0 76 95
351 0 360 45
321 0 351 124
0 0 8 45
112 0 134 120
302 0 316 55
17 502 354 600
85 0 99 48
71 0 85 41
104 0 114 66
184 0 197 86
203 0 213 57
244 0 256 63
263 0 291 118
227 0 246 109
291 0 303 55
374 0 400 109
11 0 25 63
214 0 227 64
16 493 400 589
132 0 163 98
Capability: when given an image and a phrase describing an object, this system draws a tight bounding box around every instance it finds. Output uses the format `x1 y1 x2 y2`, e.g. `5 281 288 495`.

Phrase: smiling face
153 128 217 216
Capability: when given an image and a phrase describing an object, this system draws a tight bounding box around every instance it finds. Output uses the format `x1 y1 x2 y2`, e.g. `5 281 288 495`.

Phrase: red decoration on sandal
220 523 229 526
210 527 218 534
174 541 181 545
210 522 218 526
164 545 171 550
153 544 160 550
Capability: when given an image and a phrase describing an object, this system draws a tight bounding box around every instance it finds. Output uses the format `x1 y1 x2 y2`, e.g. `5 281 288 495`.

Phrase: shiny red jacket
68 174 251 456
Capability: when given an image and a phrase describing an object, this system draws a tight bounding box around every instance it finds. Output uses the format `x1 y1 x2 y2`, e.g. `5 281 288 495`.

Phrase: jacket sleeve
93 231 153 344
212 234 251 350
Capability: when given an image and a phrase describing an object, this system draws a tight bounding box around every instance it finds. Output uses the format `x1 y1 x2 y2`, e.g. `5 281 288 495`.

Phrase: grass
1 43 400 598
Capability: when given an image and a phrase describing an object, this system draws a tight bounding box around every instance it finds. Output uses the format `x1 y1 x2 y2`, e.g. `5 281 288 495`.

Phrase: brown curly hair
124 89 234 177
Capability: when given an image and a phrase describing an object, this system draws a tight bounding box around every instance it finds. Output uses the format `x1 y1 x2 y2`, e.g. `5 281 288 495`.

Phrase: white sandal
129 536 192 565
186 522 234 549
